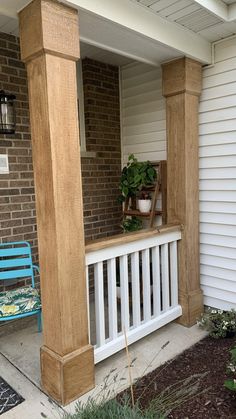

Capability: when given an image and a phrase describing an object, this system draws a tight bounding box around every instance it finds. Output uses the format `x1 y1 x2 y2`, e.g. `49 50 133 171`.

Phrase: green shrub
197 308 236 338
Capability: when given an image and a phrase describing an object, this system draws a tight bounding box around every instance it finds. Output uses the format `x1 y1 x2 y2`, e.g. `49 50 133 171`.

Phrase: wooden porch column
162 57 203 326
19 0 94 404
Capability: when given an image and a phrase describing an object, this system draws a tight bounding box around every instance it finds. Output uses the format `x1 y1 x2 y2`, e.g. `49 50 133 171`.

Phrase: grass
63 397 164 419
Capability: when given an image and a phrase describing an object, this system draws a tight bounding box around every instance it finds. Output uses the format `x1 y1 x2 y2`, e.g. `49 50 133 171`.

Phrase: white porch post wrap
18 0 94 405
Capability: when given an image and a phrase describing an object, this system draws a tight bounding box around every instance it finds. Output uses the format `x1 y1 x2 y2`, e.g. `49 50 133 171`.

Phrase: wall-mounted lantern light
0 90 16 134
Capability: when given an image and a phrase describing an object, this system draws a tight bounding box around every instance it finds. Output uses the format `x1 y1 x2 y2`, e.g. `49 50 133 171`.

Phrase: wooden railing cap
85 223 182 253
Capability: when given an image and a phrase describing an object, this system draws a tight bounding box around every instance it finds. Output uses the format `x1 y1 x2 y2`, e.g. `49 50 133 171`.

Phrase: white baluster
161 243 170 311
107 258 118 340
170 241 178 307
152 246 161 317
131 251 141 327
94 261 105 347
142 249 151 321
119 255 129 331
86 266 91 344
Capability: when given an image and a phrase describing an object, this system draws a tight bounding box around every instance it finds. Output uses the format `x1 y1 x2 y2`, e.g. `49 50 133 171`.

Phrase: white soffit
133 0 236 42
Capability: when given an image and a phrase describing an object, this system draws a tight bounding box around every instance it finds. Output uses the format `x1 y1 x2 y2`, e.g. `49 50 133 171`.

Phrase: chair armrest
33 265 40 274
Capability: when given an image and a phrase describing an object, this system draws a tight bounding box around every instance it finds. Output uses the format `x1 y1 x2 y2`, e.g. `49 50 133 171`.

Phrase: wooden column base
41 344 94 405
177 289 203 327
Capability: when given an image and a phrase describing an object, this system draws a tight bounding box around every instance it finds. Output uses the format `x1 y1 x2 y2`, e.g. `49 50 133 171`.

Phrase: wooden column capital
162 57 202 98
19 0 80 62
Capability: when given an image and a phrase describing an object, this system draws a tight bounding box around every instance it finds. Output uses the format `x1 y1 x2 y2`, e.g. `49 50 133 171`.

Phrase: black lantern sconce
0 90 16 134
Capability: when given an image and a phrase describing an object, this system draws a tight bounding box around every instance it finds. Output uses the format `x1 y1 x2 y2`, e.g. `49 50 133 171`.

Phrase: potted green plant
118 154 157 203
121 216 142 233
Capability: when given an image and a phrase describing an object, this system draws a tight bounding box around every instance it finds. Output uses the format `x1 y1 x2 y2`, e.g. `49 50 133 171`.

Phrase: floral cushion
0 286 41 318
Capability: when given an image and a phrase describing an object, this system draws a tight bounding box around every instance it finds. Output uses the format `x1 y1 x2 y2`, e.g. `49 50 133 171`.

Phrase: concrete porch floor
0 316 207 419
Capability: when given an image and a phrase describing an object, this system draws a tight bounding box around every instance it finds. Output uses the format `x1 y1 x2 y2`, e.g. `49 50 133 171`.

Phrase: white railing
85 224 182 364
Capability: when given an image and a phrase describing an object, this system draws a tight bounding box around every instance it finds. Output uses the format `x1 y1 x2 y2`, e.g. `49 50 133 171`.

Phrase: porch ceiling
3 0 236 64
0 7 181 67
3 0 236 61
0 0 211 65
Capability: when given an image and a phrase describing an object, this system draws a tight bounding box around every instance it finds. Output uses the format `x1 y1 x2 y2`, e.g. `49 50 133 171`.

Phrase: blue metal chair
0 241 42 332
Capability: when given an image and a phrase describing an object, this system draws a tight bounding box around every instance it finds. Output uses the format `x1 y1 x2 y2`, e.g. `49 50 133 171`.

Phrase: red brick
0 40 122 290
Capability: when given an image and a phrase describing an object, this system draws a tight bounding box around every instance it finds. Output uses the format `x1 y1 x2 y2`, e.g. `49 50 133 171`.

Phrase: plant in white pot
138 191 152 213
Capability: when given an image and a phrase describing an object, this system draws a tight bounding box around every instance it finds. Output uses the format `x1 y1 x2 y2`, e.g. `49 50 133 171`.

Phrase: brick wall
0 35 122 290
81 58 122 241
0 33 38 291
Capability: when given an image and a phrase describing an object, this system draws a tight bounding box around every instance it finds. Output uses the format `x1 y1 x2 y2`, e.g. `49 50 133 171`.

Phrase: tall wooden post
162 57 203 326
19 0 94 405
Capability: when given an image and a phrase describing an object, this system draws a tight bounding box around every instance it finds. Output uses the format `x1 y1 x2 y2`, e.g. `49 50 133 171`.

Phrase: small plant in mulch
197 307 236 338
225 346 236 392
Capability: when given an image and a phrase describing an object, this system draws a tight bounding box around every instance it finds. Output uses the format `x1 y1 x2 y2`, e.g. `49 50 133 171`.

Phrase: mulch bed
125 336 236 418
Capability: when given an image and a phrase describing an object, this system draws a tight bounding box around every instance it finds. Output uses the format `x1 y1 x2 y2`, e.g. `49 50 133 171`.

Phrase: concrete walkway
0 354 62 419
0 317 207 418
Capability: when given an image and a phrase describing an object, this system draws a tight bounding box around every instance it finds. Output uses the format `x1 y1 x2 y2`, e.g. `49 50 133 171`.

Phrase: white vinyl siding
120 48 236 310
120 62 166 165
199 37 236 310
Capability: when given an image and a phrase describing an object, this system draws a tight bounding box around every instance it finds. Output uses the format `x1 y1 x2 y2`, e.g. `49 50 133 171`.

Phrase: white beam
193 0 228 20
64 0 211 64
79 10 169 67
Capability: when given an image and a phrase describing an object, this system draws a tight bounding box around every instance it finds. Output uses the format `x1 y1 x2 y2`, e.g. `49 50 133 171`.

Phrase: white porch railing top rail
85 224 182 364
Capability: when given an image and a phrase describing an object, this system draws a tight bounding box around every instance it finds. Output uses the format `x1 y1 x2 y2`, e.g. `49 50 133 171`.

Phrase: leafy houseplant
197 308 236 338
225 347 236 392
119 154 157 232
121 216 142 233
119 154 157 202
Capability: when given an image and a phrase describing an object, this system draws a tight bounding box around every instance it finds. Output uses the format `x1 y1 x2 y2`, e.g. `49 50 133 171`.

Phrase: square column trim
19 0 80 62
162 57 202 98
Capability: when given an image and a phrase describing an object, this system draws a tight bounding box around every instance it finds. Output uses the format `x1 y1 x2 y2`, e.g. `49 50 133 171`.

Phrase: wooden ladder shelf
123 160 167 228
